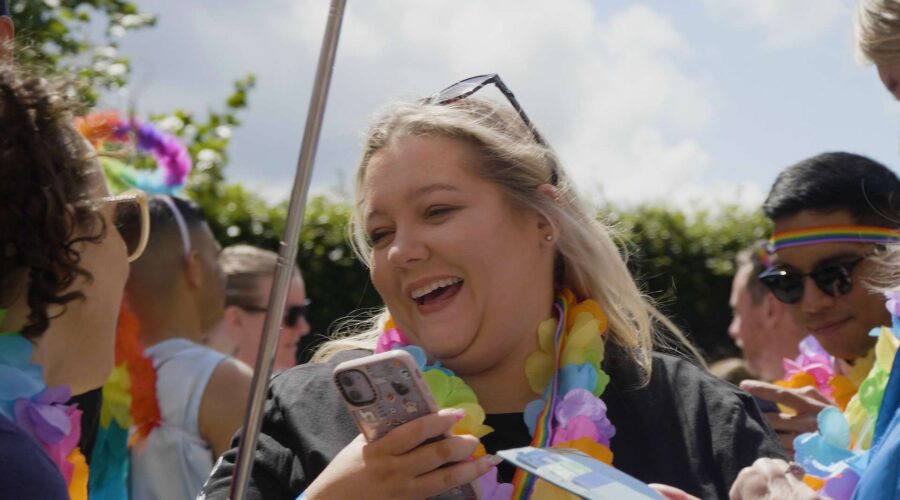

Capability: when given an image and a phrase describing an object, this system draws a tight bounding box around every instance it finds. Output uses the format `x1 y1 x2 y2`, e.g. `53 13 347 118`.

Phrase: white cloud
121 0 748 207
702 0 845 50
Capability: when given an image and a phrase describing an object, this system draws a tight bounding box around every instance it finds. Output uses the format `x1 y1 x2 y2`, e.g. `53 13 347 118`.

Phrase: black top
201 347 785 500
70 387 103 465
0 413 69 500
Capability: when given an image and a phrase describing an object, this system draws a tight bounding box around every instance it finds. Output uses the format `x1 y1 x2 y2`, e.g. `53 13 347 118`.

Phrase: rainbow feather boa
375 290 615 499
75 110 192 195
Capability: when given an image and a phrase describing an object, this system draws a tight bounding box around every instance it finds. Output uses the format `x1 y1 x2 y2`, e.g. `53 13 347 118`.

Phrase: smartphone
333 350 477 499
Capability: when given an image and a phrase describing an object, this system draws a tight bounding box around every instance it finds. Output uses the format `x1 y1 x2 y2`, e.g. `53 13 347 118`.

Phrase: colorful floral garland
786 292 900 498
374 289 614 499
0 310 88 500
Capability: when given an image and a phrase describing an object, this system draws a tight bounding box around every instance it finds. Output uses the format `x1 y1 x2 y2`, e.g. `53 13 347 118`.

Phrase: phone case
333 350 477 500
334 350 438 441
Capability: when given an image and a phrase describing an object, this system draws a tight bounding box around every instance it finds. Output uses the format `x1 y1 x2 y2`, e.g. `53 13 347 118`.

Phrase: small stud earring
545 234 553 242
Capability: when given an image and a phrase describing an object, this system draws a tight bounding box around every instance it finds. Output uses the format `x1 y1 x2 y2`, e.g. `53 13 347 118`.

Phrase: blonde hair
219 244 300 308
313 98 702 381
856 0 900 65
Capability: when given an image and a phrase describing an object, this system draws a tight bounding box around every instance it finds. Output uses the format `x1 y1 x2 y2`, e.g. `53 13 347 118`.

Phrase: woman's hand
303 409 499 499
729 458 821 500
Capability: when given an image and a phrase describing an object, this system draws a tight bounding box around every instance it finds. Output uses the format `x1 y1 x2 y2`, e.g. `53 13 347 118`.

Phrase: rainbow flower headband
768 225 900 253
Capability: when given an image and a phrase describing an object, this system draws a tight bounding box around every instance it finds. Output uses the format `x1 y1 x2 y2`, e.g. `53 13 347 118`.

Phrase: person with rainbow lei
728 2 900 498
201 74 784 500
734 153 900 456
0 63 149 499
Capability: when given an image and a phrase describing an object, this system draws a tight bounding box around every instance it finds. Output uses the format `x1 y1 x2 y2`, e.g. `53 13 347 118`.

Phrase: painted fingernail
451 409 466 421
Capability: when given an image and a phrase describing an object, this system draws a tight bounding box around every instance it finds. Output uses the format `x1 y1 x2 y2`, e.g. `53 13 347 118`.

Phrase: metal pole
229 1 346 497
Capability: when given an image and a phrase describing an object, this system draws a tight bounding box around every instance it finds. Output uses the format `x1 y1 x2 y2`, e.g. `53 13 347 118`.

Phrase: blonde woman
205 244 311 373
201 75 783 500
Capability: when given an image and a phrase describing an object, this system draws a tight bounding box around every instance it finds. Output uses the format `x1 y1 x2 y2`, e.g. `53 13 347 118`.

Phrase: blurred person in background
205 244 311 374
126 196 252 500
728 240 806 382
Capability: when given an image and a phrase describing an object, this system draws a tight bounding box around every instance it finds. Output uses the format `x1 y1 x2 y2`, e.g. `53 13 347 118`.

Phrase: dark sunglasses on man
240 299 311 328
758 256 867 304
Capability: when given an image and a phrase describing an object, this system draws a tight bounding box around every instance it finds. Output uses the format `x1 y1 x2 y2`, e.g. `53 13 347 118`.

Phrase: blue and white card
497 447 663 500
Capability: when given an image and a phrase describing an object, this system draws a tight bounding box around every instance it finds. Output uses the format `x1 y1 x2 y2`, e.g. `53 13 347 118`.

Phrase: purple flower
552 388 615 446
13 385 73 446
478 467 514 499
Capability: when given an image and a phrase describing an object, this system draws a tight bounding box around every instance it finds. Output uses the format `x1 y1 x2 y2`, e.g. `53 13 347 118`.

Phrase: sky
111 0 900 210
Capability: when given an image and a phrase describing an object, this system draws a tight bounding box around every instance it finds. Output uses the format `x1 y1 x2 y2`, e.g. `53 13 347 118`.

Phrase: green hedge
197 194 769 364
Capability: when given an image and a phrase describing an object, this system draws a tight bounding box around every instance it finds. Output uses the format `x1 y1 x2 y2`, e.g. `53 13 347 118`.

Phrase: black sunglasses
758 257 866 304
240 299 311 328
422 74 557 185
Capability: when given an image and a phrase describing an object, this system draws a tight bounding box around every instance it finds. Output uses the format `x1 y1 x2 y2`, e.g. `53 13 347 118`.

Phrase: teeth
411 277 462 300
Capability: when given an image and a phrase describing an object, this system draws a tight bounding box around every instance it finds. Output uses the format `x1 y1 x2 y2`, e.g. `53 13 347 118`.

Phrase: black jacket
200 348 785 500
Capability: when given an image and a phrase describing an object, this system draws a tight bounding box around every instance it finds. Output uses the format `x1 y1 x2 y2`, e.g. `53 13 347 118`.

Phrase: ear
0 17 13 64
183 250 205 290
761 293 781 329
536 184 559 242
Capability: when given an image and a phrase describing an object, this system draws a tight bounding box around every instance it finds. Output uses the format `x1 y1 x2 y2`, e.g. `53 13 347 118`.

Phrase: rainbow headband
768 225 900 253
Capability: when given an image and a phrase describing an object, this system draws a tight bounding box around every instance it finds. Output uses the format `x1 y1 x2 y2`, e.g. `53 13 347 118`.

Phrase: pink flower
782 336 837 397
374 328 409 353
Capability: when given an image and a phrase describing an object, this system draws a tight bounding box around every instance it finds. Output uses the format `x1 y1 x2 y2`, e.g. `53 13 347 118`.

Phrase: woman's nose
387 229 428 267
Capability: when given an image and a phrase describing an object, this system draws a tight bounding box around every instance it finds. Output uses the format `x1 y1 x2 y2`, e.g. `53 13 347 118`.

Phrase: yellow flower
525 298 608 395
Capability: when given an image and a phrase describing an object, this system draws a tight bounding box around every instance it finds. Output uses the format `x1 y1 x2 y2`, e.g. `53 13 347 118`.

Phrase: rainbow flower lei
374 290 614 499
786 292 900 499
0 311 88 500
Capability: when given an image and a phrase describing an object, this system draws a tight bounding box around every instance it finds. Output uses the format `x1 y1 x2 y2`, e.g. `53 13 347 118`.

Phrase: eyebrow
366 183 461 219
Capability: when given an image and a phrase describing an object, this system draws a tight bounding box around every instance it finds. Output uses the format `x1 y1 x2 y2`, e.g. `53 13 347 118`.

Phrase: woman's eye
425 206 456 219
369 230 391 244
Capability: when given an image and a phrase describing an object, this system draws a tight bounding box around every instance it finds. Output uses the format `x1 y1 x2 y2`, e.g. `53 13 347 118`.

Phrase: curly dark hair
0 62 106 339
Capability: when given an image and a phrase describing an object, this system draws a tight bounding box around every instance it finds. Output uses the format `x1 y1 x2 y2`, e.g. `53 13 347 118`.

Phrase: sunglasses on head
76 189 150 262
241 299 311 328
422 73 557 185
758 256 867 304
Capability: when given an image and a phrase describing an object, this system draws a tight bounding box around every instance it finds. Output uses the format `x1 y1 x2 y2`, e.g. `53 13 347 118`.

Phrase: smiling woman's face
362 135 556 375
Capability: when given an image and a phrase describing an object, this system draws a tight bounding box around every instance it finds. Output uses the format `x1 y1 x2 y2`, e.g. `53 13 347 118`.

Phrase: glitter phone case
333 350 477 500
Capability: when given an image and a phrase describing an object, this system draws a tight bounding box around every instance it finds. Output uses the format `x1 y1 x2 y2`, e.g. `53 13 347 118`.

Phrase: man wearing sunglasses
740 152 900 453
126 196 253 500
206 244 312 374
